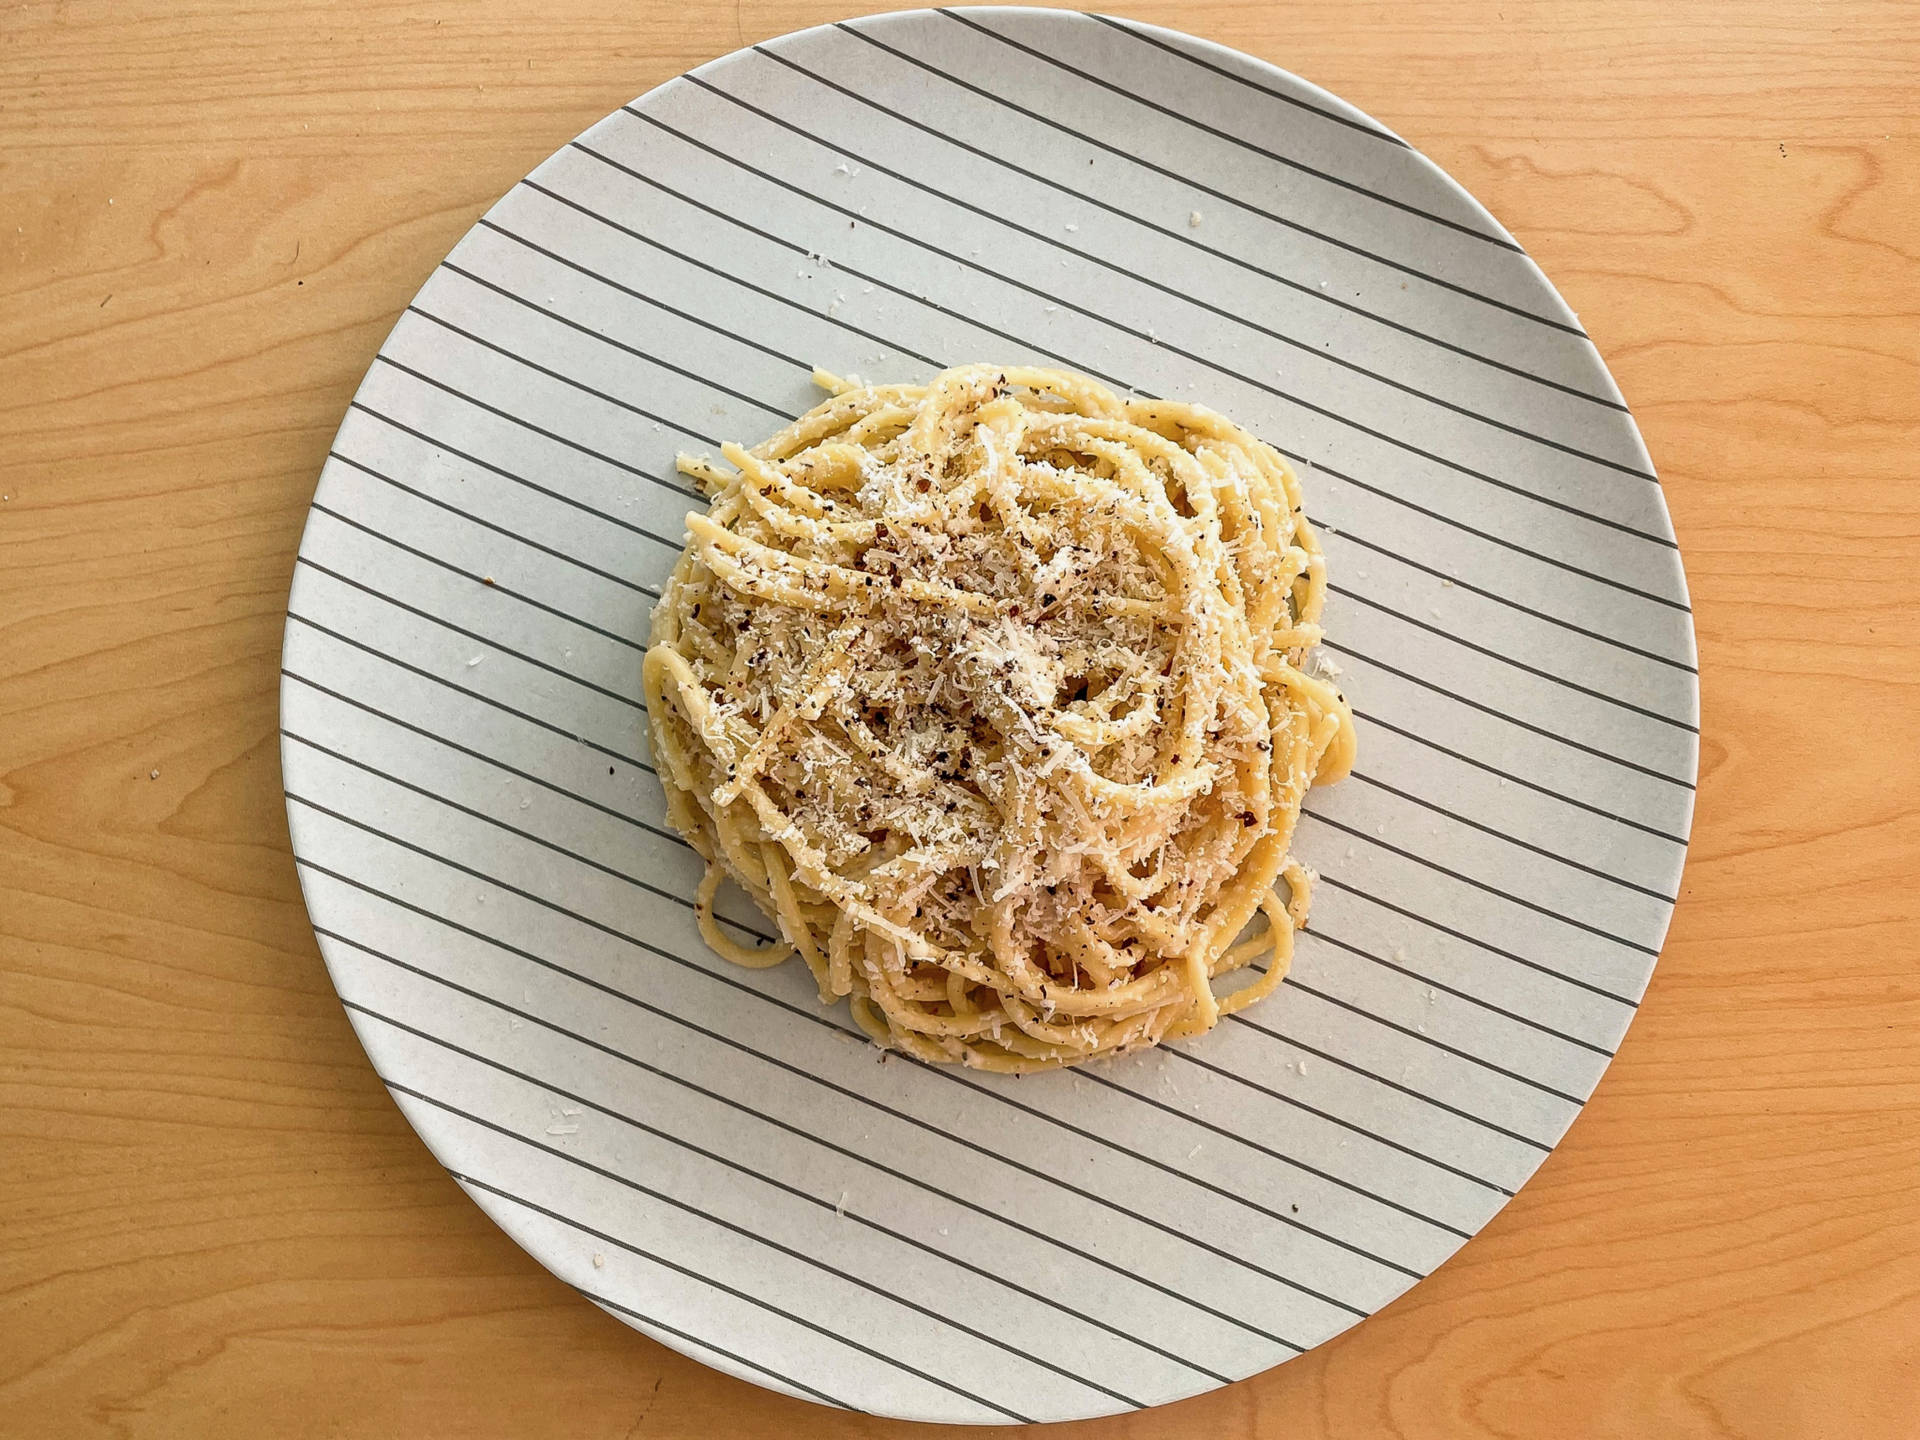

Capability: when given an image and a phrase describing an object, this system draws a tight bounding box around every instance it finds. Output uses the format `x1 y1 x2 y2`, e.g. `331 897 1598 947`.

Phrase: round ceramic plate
282 7 1697 1424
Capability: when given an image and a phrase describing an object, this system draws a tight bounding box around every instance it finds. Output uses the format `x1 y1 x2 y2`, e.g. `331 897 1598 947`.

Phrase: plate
281 7 1697 1423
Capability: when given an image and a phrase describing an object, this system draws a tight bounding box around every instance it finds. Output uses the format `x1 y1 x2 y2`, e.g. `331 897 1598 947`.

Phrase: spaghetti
643 364 1354 1072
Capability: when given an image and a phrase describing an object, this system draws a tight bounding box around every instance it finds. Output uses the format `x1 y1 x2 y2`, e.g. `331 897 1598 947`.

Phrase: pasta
642 364 1354 1072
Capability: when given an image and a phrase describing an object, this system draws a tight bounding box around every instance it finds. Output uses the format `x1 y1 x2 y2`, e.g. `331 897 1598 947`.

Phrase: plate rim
280 5 1699 1421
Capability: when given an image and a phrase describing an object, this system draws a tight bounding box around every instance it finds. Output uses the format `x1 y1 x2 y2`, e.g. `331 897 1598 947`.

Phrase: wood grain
3 1 1918 1435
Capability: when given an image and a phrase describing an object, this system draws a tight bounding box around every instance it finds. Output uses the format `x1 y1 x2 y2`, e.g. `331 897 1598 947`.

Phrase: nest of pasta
643 364 1353 1072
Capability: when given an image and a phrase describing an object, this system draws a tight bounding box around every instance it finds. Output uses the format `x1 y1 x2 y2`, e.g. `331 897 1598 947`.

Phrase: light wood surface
4 2 1918 1435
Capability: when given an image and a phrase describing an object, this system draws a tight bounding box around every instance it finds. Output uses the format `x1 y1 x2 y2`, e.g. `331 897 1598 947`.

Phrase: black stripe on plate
1347 771 1679 905
1312 811 1661 957
1257 980 1589 1108
363 334 1699 792
1087 13 1410 148
286 568 1654 1026
1351 707 1689 847
439 259 796 421
1330 586 1697 734
327 926 1232 1385
307 471 1687 824
287 665 1616 1090
746 45 1620 412
357 1004 1143 1409
287 669 672 838
510 170 1689 609
1175 1043 1544 1160
325 924 1310 1356
1069 1054 1524 1194
1301 923 1616 1056
619 102 1668 515
833 20 1582 335
346 399 682 558
292 506 1655 1052
285 731 778 946
575 127 1666 552
430 220 1692 694
577 136 1130 391
308 499 644 652
574 1279 861 1409
534 162 1683 580
474 216 816 373
521 176 947 372
1312 462 1688 610
1220 1020 1560 1150
294 556 644 713
292 548 1675 1027
680 70 1640 471
1319 520 1694 669
285 611 642 770
304 861 1330 1345
290 666 1551 1183
371 352 707 501
290 769 1499 1232
1319 874 1642 1010
1324 640 1695 789
380 1076 1035 1421
934 9 1521 252
406 304 736 456
288 801 1476 1258
325 449 656 598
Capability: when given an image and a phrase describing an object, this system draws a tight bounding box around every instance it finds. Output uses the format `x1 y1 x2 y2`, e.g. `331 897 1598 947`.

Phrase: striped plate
282 6 1697 1424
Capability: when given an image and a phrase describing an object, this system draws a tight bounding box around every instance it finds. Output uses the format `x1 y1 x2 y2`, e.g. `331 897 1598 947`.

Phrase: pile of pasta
642 364 1354 1072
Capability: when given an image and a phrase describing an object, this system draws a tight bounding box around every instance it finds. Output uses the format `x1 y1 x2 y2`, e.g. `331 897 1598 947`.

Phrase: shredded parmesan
642 365 1354 1073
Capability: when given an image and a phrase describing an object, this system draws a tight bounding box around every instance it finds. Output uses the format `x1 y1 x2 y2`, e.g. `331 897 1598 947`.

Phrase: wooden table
5 2 1917 1435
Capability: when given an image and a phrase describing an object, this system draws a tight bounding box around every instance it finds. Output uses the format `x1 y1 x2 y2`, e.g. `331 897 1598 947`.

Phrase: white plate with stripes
282 6 1696 1424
